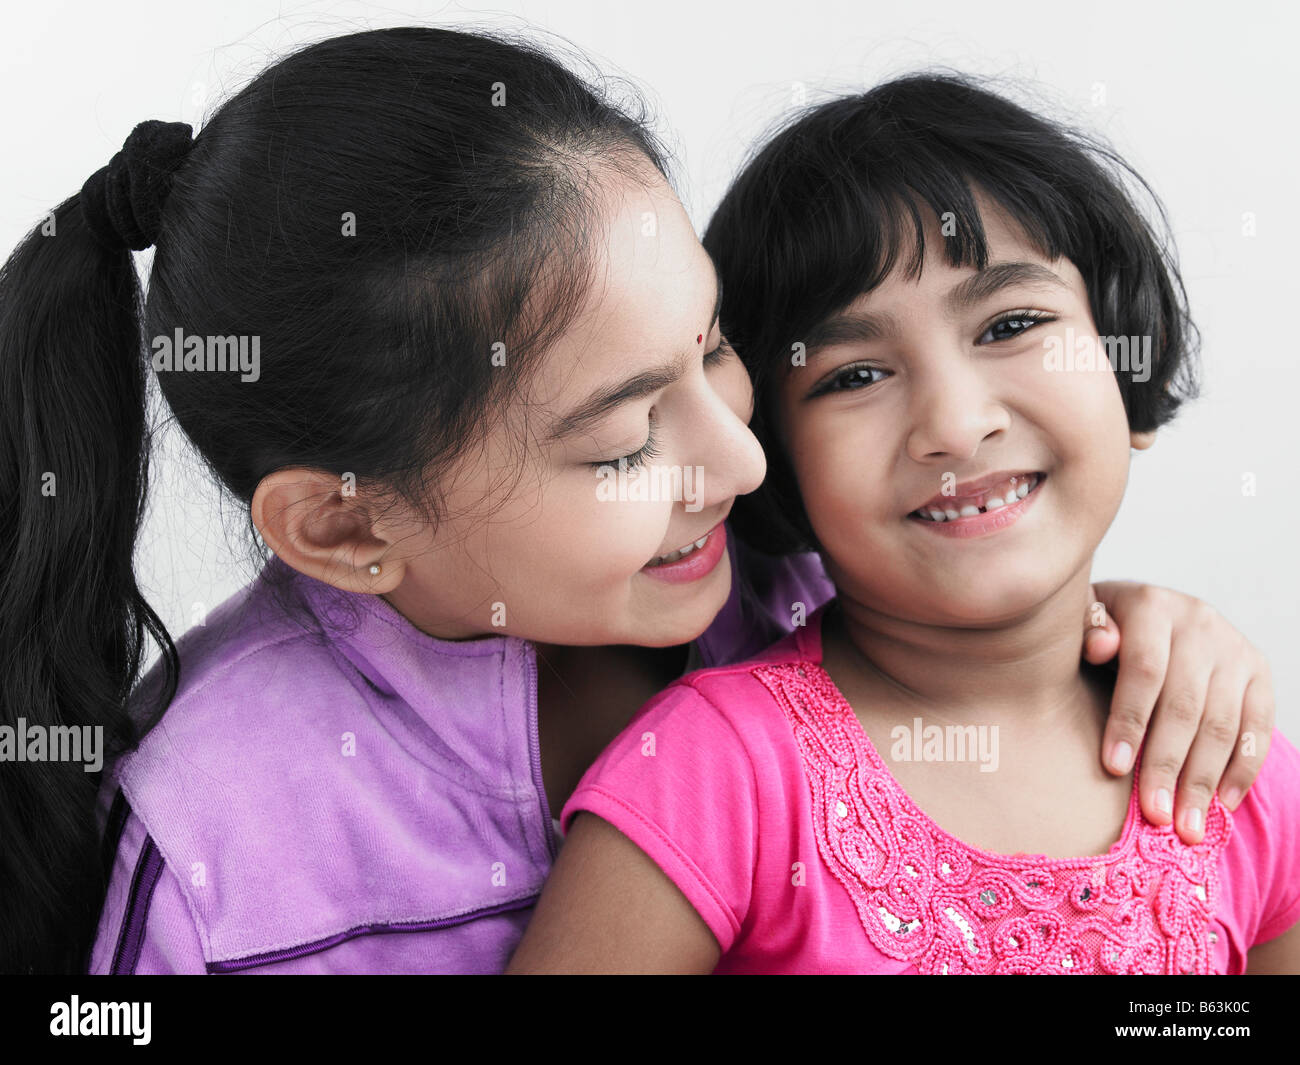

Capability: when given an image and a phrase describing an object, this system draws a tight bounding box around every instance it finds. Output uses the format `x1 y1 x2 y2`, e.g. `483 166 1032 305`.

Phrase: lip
640 522 728 584
913 469 1040 513
908 475 1045 539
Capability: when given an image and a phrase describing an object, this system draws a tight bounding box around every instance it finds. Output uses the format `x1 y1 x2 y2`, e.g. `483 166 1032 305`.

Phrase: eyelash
587 338 732 470
808 311 1056 397
704 336 734 367
808 363 889 398
977 309 1056 344
591 421 663 472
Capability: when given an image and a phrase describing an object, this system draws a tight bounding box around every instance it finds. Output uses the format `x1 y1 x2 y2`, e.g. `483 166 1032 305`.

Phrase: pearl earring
368 563 382 577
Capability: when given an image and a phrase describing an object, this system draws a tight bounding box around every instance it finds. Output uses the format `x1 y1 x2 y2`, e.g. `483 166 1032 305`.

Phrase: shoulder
563 619 819 830
1218 728 1300 951
1227 728 1300 848
114 572 370 801
653 618 814 742
557 619 826 953
1245 727 1300 806
106 562 547 970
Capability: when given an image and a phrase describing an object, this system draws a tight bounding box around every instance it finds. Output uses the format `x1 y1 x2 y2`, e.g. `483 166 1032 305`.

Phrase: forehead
528 168 717 408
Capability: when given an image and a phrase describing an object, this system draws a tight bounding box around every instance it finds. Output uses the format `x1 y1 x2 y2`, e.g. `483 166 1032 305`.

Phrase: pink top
560 603 1300 974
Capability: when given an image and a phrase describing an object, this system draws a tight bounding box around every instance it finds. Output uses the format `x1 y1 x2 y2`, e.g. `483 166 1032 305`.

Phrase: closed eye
585 338 734 470
587 420 661 472
704 336 734 368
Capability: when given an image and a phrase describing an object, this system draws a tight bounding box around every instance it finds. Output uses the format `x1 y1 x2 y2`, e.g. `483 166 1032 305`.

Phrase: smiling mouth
908 473 1046 523
645 530 714 568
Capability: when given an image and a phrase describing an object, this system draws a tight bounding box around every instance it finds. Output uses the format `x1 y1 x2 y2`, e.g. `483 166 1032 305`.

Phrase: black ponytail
0 196 178 973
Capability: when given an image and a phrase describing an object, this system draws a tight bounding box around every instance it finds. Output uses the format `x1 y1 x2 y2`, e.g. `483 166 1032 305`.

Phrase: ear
1130 429 1157 451
251 468 405 593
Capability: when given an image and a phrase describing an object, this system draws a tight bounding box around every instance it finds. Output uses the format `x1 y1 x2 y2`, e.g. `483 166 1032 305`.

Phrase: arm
1084 582 1274 843
1246 918 1300 975
506 812 720 974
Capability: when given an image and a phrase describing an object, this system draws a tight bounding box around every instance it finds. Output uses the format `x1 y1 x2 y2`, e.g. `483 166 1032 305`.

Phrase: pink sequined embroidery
754 661 1232 975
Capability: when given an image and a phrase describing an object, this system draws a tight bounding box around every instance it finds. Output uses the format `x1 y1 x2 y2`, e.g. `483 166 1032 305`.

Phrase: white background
2 1 1296 733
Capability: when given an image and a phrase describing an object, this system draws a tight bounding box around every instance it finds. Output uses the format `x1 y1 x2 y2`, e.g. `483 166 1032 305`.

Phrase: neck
533 639 688 683
828 567 1103 729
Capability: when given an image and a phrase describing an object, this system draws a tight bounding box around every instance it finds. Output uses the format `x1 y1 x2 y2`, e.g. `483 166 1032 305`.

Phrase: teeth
649 532 710 566
911 474 1041 522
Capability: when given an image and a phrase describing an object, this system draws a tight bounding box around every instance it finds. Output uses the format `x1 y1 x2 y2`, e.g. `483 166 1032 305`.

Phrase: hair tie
80 119 194 252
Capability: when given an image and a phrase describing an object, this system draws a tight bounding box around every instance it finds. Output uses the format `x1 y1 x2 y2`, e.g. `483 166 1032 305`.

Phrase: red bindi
696 334 703 344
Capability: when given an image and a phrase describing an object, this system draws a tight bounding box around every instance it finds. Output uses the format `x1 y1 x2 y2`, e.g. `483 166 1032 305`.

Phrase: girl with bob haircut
509 73 1298 975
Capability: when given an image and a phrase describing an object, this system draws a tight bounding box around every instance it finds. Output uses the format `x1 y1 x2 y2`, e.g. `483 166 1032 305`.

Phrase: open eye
977 311 1056 345
809 363 891 398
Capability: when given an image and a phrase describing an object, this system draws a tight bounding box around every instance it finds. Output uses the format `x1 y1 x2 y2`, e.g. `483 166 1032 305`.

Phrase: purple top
88 526 834 973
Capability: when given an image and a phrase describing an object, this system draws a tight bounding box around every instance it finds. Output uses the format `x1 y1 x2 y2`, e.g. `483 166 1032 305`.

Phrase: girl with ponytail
0 27 1276 974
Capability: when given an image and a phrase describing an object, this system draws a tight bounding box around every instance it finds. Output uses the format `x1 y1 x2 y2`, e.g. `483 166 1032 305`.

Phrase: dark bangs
704 71 1200 556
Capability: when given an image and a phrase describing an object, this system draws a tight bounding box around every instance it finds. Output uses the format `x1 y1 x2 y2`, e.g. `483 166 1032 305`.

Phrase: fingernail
1154 788 1172 816
1109 741 1133 773
1222 787 1242 810
1182 807 1203 835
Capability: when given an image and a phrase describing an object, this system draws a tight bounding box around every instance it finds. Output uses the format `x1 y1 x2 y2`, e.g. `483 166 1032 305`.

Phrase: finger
1170 667 1244 843
1217 671 1275 811
1136 639 1215 826
1083 598 1120 664
1101 606 1172 777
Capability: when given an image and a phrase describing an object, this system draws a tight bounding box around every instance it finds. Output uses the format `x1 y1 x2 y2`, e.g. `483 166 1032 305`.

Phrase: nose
680 367 767 510
905 356 1010 464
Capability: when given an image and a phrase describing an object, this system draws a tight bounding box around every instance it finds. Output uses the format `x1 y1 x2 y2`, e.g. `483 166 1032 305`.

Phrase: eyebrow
945 261 1070 312
801 261 1070 359
546 258 724 443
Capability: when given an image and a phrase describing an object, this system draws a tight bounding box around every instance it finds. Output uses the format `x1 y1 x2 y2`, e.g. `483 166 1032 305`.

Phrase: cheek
426 451 678 607
501 473 677 591
786 408 890 543
1037 367 1134 489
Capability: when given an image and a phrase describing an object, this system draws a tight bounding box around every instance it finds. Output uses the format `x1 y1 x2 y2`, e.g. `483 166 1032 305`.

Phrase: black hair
0 25 670 974
704 71 1200 556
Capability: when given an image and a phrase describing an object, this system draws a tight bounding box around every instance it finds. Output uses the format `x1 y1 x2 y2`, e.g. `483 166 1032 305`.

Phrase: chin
664 596 730 649
910 576 1061 627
